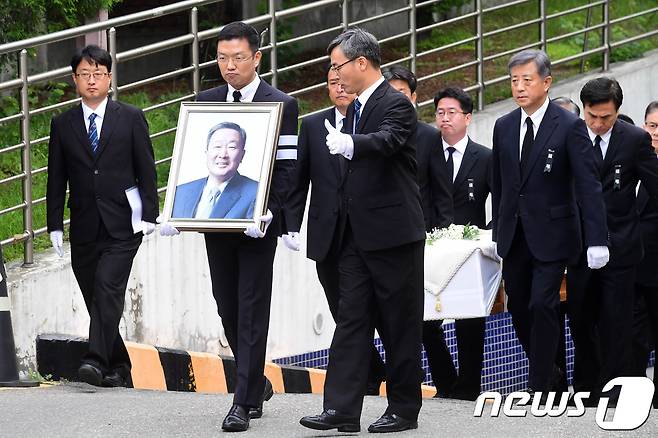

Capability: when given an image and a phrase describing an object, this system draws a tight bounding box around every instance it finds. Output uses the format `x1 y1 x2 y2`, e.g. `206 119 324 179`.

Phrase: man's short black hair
433 86 473 114
217 21 260 54
71 45 112 73
382 65 417 94
617 113 634 125
552 96 580 116
645 101 658 120
580 77 623 111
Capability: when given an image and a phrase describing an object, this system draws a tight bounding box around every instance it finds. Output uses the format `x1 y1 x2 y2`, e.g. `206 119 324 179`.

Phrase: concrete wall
5 49 658 376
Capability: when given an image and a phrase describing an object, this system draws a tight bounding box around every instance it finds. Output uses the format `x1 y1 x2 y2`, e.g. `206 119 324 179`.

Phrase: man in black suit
421 86 491 401
634 101 658 407
282 67 387 394
46 45 158 388
491 49 609 396
382 65 453 230
567 80 658 404
160 22 298 432
300 27 425 434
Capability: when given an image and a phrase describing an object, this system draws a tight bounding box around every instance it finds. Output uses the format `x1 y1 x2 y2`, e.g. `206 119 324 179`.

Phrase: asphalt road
0 383 656 437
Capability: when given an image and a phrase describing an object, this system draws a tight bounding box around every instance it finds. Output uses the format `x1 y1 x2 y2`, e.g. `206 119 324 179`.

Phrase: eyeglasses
217 54 254 64
436 108 467 118
75 72 109 81
331 58 357 73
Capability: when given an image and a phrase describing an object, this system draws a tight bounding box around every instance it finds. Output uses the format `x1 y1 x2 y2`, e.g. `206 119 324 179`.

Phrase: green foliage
27 369 53 383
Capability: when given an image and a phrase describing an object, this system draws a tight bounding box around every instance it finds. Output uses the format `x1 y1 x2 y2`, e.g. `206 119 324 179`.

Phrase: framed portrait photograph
162 102 283 232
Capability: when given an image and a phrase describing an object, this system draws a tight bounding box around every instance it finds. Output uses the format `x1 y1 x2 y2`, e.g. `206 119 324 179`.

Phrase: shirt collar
586 126 613 145
520 96 550 130
442 133 469 154
227 75 261 103
356 76 385 110
81 97 108 120
334 107 346 126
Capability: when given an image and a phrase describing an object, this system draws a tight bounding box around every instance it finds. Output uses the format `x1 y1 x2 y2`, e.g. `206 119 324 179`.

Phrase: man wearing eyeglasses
300 27 425 434
159 21 298 432
46 45 158 389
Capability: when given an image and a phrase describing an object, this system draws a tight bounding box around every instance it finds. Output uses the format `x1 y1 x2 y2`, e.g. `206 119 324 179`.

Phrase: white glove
142 221 156 236
50 230 64 257
282 232 300 251
244 210 273 238
156 215 180 236
587 245 609 270
324 119 354 158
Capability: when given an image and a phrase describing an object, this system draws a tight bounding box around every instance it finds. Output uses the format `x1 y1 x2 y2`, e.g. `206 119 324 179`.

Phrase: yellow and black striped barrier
36 334 437 397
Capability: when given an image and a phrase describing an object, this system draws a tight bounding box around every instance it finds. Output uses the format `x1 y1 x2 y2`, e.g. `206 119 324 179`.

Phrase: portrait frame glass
162 101 283 232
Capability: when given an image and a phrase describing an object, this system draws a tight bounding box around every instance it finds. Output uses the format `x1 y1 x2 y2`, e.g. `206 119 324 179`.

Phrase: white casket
424 230 502 320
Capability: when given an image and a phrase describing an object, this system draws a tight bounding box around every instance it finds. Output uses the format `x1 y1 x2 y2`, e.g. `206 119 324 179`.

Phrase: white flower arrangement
426 223 480 245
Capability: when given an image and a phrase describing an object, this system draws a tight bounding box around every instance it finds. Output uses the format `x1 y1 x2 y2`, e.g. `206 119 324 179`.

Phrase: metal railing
0 0 656 264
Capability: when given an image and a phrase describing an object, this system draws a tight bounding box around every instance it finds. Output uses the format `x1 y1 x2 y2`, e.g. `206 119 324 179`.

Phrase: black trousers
204 231 277 408
567 262 635 396
503 223 565 391
323 227 424 420
70 223 141 376
316 255 387 386
634 283 658 407
422 317 485 400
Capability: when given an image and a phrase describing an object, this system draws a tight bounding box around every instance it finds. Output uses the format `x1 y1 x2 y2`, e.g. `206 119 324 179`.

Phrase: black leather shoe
299 409 360 432
249 377 274 419
222 405 250 432
248 406 263 419
368 413 418 433
102 370 129 388
78 363 102 387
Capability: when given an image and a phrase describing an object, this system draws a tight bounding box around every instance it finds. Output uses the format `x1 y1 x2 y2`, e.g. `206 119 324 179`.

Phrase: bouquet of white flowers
426 223 480 245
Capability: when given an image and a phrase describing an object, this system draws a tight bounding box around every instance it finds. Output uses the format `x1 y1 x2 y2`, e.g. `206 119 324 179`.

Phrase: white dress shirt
227 75 261 103
518 96 550 160
443 134 469 182
587 126 613 159
334 107 346 132
82 97 109 139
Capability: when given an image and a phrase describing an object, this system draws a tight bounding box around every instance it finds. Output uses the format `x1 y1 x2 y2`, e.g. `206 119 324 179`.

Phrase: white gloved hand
587 245 610 270
324 119 354 158
282 231 300 251
156 215 180 236
244 210 274 238
142 221 156 236
50 230 64 257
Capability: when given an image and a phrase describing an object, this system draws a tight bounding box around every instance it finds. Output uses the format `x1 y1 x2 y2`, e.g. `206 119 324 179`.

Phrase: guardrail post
268 0 277 89
109 27 118 100
475 0 484 111
190 7 200 96
341 0 349 30
19 50 33 266
602 0 610 70
539 0 546 51
410 0 417 74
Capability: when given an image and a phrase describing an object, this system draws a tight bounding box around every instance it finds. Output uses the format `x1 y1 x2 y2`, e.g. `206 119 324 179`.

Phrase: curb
36 334 437 397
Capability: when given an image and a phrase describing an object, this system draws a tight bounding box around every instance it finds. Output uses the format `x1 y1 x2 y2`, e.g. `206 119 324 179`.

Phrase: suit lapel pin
614 164 621 190
468 178 475 202
544 148 555 173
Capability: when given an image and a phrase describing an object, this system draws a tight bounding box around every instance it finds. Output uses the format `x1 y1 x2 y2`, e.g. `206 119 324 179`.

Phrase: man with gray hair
491 49 608 400
553 96 580 116
300 27 425 433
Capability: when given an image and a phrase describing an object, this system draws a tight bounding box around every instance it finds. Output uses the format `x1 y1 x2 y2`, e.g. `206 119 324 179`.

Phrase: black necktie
232 90 242 103
520 116 534 171
353 99 362 134
594 135 604 164
446 146 456 185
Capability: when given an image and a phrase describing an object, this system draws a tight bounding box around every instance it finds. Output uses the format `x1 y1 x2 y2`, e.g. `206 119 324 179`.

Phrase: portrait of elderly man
172 121 258 219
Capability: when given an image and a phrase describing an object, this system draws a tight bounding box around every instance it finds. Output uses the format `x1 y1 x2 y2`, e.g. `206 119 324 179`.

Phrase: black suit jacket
196 79 299 235
587 120 658 267
340 80 426 251
416 121 453 230
637 181 658 286
439 138 492 229
285 107 343 261
47 99 158 244
492 101 607 262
